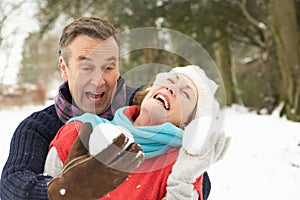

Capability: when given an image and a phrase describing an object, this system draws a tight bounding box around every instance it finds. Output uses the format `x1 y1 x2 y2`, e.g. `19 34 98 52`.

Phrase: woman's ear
59 56 68 82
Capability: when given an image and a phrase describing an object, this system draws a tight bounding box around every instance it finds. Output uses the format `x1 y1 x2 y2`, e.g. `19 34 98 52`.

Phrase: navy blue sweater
0 105 63 199
0 92 211 200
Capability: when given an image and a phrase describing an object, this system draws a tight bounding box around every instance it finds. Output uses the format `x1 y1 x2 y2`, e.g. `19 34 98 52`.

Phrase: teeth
155 94 169 110
87 92 104 101
93 92 103 95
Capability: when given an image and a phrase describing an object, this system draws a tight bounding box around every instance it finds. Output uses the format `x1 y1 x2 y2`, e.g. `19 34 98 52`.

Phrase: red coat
50 121 204 200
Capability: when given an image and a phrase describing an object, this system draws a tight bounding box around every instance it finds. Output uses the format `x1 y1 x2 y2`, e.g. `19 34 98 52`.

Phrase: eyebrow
106 56 117 62
77 55 117 62
77 55 93 62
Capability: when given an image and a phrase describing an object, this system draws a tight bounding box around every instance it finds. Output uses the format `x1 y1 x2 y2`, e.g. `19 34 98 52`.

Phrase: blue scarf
68 106 183 158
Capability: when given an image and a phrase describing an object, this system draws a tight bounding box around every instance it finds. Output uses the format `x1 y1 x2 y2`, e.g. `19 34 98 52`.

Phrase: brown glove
47 122 144 200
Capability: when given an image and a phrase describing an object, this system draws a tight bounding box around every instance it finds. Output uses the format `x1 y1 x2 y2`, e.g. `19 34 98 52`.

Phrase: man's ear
59 56 68 82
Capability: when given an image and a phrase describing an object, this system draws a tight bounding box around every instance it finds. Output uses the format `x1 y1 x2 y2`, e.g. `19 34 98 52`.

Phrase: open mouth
86 92 105 101
154 94 170 110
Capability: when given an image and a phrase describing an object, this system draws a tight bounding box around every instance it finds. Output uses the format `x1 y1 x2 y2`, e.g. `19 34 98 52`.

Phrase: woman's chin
147 106 167 125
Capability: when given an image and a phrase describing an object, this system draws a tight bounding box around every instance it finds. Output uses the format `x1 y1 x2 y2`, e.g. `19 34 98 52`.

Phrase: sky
1 103 300 200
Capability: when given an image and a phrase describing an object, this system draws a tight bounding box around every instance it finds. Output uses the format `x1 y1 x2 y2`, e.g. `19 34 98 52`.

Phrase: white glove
165 128 231 200
89 123 134 156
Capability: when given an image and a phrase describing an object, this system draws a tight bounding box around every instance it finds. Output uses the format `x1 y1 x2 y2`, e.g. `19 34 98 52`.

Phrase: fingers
125 151 144 172
94 134 128 165
66 122 93 163
110 142 144 172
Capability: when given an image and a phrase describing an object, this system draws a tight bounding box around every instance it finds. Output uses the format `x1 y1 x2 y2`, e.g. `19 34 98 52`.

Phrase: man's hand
47 122 144 200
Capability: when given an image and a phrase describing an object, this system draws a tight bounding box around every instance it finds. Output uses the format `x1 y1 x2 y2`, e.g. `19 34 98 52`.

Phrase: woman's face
135 72 198 127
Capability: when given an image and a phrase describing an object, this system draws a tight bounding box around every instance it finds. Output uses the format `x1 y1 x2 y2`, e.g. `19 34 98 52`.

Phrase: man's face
60 35 120 115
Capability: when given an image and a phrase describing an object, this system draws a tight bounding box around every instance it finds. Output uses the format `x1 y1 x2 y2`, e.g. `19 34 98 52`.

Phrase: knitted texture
171 65 219 119
68 106 183 158
50 127 205 200
0 81 135 200
0 105 63 200
0 83 211 200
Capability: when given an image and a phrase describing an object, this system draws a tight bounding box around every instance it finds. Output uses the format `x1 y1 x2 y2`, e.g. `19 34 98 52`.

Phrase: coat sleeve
49 121 82 163
201 172 211 200
44 121 83 178
164 172 210 200
0 105 63 200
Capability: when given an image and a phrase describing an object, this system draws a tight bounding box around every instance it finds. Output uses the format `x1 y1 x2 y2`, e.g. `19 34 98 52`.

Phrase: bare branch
232 0 268 31
228 21 265 48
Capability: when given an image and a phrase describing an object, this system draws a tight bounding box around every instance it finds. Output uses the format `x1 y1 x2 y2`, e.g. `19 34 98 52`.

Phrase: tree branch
233 0 268 31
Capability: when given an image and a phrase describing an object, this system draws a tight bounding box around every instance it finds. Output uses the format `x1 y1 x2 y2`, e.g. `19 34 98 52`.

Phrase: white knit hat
170 65 219 119
172 65 222 156
154 65 222 155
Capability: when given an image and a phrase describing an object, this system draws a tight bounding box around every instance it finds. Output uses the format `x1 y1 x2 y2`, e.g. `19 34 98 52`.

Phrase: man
0 17 211 199
0 17 143 200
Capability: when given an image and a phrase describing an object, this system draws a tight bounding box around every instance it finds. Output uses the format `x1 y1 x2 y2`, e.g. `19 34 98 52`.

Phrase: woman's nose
166 86 175 95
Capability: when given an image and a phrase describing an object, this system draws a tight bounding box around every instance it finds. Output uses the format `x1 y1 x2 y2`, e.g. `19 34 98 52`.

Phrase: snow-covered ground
209 105 300 200
1 103 300 199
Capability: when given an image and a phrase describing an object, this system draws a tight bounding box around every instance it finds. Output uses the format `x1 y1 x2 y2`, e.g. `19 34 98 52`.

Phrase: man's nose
90 70 105 86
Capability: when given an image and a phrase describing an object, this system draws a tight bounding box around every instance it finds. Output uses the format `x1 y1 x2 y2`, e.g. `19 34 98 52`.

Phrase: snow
209 105 300 200
0 103 300 199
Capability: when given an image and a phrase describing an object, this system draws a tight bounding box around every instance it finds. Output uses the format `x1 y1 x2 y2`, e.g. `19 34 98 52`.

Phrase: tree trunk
214 36 235 106
270 0 300 121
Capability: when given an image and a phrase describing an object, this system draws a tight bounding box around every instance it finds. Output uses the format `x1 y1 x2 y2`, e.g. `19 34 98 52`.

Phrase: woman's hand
165 122 231 200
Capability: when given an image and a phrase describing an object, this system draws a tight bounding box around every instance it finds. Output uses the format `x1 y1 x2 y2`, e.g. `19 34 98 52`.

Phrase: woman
45 65 229 200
